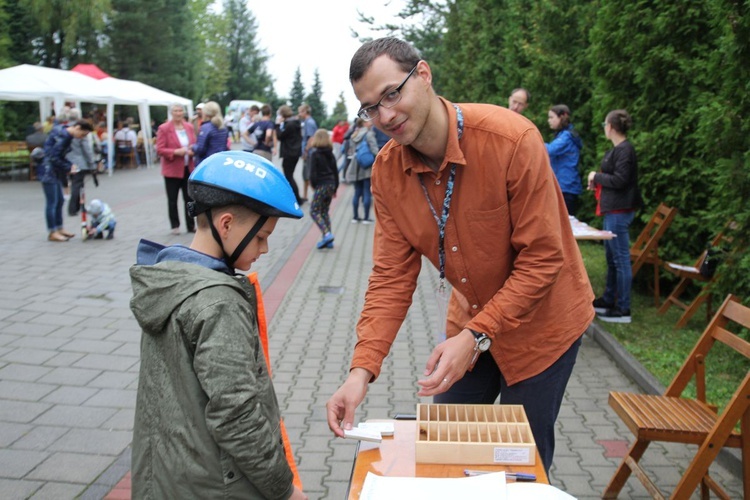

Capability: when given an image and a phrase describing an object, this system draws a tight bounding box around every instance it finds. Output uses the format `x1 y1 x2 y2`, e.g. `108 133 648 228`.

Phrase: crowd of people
24 36 645 498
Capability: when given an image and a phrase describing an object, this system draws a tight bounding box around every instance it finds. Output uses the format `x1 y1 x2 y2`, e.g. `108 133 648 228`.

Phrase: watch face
478 337 491 352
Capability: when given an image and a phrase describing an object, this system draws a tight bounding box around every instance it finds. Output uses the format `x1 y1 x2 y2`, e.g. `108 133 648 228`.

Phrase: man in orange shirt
326 37 594 474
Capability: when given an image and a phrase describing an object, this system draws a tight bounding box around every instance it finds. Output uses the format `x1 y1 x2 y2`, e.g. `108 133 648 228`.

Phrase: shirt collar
400 97 467 175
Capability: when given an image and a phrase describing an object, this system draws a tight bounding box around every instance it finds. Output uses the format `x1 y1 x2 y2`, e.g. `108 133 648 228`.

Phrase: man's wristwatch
469 329 491 365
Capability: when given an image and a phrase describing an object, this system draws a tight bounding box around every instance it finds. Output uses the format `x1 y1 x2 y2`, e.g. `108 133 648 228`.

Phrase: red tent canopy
71 63 111 80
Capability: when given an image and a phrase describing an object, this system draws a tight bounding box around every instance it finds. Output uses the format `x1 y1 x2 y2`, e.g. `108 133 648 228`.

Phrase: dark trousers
164 169 194 231
68 171 85 215
281 155 302 203
562 192 579 217
434 334 583 475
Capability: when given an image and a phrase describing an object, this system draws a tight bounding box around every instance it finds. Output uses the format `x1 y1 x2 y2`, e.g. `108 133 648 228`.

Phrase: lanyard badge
418 105 464 343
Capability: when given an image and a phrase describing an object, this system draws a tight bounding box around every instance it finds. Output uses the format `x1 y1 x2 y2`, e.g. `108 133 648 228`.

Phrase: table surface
346 420 548 499
569 216 615 240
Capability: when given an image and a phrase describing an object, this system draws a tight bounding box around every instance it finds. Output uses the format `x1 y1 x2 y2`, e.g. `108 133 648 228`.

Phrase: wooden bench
0 141 31 180
603 294 750 499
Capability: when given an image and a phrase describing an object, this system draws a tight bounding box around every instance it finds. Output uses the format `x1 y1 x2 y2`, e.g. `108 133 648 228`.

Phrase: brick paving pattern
0 159 743 499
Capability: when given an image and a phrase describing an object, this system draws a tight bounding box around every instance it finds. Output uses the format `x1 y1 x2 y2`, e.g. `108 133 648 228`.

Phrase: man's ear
415 60 433 87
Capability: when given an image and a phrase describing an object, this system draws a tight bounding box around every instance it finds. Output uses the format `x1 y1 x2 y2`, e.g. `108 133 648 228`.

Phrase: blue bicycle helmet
188 151 302 219
187 151 303 269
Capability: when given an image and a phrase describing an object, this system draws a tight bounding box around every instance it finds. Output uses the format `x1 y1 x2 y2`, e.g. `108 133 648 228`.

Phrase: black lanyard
418 105 464 292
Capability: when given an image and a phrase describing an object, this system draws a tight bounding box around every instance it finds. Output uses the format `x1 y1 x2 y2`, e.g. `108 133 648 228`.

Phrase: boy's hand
289 485 308 500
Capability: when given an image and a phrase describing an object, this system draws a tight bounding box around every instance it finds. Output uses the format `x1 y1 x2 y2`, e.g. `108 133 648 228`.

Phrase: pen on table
463 470 536 481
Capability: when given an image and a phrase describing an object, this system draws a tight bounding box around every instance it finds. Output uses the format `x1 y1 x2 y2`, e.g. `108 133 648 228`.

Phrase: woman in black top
275 105 303 205
588 109 642 324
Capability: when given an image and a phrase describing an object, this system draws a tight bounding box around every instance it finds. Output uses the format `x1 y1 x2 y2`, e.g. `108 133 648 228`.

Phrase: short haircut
510 88 530 102
298 104 311 115
310 129 332 148
73 120 95 132
350 37 421 83
261 104 272 116
250 105 260 113
196 204 257 229
278 105 293 118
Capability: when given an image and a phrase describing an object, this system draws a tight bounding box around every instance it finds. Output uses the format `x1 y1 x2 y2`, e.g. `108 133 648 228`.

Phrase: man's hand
326 368 371 437
417 329 476 397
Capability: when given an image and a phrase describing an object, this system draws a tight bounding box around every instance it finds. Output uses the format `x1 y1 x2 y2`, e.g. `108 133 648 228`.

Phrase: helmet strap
205 208 268 270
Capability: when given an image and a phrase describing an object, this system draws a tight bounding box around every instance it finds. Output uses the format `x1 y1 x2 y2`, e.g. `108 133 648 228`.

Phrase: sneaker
597 308 631 324
325 241 334 249
361 219 373 225
351 218 360 224
592 297 614 314
316 232 335 249
170 228 181 235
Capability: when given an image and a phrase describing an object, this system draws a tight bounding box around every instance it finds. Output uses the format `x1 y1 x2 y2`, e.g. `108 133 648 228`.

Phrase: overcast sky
244 0 408 118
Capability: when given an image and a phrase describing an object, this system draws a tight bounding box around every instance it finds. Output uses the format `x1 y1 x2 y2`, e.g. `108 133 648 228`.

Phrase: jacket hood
130 239 242 335
565 125 583 150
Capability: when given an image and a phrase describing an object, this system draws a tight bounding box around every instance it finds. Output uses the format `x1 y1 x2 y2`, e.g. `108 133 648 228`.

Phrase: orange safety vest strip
247 273 303 490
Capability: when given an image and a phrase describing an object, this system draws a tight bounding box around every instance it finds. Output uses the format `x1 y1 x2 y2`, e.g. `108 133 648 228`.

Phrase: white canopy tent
0 64 194 172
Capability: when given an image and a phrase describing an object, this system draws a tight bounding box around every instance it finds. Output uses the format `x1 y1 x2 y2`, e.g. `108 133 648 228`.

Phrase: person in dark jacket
40 120 94 241
275 105 304 205
545 104 583 216
130 151 307 500
191 101 229 167
308 129 339 249
588 109 642 324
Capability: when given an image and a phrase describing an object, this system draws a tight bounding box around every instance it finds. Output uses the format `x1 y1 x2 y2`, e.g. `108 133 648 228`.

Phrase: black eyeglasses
357 63 419 121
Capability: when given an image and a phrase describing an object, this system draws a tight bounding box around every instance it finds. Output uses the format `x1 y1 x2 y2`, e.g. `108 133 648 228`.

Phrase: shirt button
435 179 441 185
451 246 458 252
461 278 467 283
227 471 235 479
472 304 478 309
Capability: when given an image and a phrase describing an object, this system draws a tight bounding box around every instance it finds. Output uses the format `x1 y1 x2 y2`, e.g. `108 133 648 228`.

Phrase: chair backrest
692 220 737 270
665 294 750 404
630 202 677 274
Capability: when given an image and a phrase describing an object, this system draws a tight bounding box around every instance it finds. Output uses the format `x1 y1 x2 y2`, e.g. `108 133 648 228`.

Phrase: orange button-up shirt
351 98 594 386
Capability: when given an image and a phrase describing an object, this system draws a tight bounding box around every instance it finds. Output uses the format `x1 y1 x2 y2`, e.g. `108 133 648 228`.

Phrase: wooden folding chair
630 203 678 306
603 294 750 499
115 139 136 168
659 222 735 328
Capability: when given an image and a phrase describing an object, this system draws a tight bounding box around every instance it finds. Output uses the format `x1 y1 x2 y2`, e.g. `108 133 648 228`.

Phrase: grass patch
578 241 747 413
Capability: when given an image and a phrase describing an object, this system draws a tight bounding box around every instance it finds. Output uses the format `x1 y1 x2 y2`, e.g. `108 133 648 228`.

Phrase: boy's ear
215 211 235 238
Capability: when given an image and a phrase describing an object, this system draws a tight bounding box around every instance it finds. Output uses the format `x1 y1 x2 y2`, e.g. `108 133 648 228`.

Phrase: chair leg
603 439 650 499
675 289 710 328
658 278 690 315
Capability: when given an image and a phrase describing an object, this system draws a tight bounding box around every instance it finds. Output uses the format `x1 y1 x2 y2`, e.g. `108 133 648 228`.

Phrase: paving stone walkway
0 161 742 499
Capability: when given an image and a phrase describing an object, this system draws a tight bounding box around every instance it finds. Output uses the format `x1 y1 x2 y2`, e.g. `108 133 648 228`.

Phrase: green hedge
430 0 749 302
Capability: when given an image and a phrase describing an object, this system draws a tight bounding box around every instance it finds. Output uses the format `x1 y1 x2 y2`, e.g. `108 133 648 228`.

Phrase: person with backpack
344 119 378 224
248 105 276 161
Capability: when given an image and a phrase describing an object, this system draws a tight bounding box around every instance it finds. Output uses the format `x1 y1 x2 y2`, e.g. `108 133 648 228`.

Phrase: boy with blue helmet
129 152 307 499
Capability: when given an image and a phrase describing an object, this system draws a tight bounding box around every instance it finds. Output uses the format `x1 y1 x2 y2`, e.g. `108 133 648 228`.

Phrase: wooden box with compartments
415 403 537 466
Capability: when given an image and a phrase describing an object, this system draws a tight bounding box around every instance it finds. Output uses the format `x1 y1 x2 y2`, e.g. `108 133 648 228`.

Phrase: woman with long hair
192 101 229 167
156 104 197 235
545 104 583 216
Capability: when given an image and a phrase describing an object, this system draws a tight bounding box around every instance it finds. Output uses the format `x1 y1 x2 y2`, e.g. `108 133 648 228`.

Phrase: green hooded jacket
130 255 293 500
